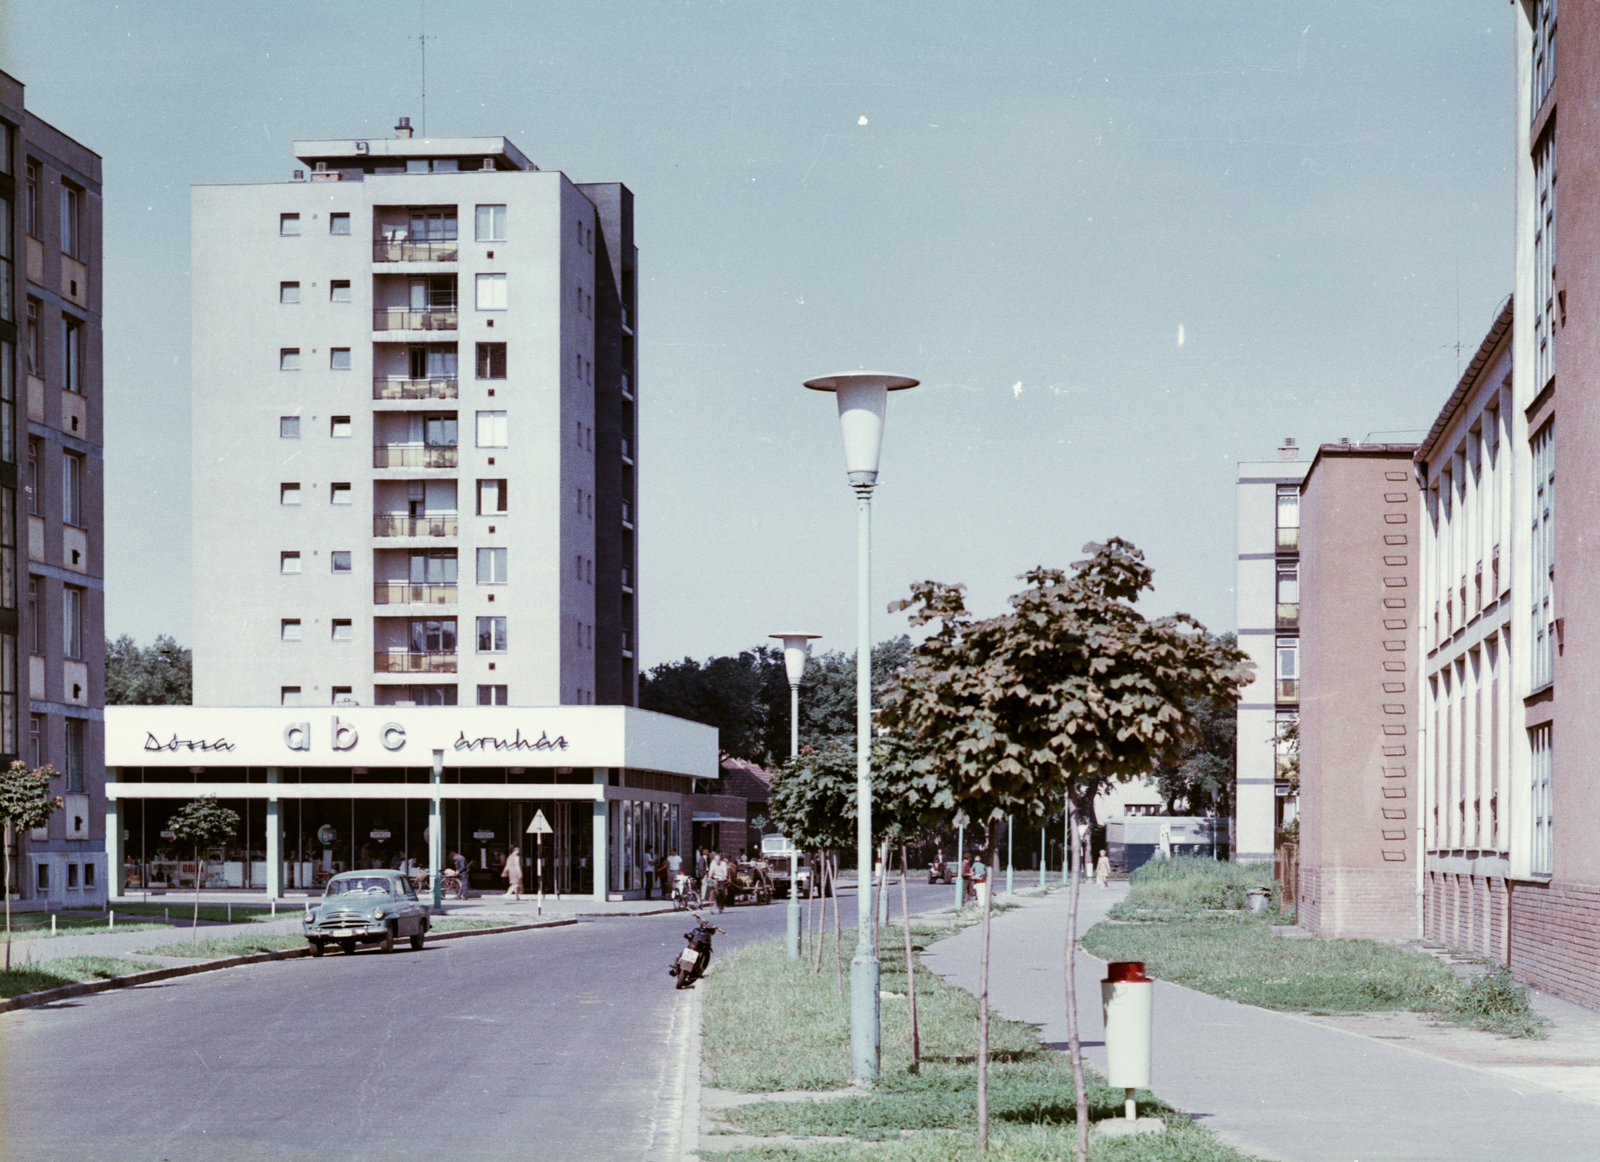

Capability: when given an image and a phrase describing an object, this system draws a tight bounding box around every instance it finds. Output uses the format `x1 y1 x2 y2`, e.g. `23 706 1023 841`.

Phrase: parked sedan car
303 871 431 956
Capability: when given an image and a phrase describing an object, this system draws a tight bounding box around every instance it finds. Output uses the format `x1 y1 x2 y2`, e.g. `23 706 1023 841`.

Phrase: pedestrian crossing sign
527 810 553 835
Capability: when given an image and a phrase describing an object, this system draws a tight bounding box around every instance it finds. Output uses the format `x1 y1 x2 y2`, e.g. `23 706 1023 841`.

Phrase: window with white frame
476 616 507 652
476 547 507 584
61 451 82 526
64 719 83 792
63 319 81 393
1530 723 1553 876
1534 129 1557 392
59 184 80 257
475 204 506 242
475 273 507 311
476 410 507 447
1275 636 1298 702
62 585 82 659
478 479 508 515
1532 0 1556 119
1531 421 1555 689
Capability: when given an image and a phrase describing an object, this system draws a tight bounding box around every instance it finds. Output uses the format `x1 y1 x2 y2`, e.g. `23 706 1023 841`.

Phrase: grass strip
92 902 283 924
702 932 1261 1162
428 918 507 933
0 956 161 998
5 914 168 939
142 934 305 959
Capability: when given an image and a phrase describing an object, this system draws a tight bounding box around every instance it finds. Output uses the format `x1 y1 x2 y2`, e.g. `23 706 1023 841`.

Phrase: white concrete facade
190 129 636 711
1235 446 1309 862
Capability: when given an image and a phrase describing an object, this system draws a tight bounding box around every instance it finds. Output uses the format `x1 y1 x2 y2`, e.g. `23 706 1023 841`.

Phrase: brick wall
1507 879 1600 1009
1299 865 1414 939
1423 871 1510 963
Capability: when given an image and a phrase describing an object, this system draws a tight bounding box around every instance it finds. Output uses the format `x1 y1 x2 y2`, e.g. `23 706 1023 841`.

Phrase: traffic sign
527 810 553 835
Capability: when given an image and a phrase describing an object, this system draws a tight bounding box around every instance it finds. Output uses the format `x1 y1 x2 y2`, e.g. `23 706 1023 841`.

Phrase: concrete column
592 797 608 902
429 750 443 911
105 767 122 900
265 768 282 899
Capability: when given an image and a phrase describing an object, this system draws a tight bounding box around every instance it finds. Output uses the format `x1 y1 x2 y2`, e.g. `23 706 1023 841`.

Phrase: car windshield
324 876 395 898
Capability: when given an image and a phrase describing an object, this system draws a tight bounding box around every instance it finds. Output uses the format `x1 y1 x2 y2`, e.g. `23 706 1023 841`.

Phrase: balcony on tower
373 411 457 469
373 206 458 263
374 342 458 400
373 273 457 332
374 547 459 606
373 479 458 538
374 616 458 673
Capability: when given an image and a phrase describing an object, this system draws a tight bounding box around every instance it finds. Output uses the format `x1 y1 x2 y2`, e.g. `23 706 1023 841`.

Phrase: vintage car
303 870 431 955
759 834 812 896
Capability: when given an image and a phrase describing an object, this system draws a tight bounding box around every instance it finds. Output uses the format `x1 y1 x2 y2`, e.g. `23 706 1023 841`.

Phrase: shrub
1110 856 1275 917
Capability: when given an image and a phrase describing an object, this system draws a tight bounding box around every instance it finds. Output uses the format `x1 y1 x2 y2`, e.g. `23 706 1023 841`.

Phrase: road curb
0 917 578 1016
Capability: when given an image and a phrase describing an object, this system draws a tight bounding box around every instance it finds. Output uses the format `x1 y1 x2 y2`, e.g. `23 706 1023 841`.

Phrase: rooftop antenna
1443 257 1465 380
412 0 432 137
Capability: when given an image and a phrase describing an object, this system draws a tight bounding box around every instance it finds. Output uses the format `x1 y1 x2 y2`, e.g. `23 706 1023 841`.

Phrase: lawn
143 934 306 958
1083 857 1546 1038
0 956 161 999
94 902 285 924
700 928 1264 1161
3 912 168 939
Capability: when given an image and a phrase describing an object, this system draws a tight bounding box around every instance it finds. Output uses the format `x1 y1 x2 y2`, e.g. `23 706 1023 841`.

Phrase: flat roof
108 705 719 778
293 136 534 171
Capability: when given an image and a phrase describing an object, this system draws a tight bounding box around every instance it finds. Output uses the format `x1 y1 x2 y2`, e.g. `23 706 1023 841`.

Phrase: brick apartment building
1296 444 1419 940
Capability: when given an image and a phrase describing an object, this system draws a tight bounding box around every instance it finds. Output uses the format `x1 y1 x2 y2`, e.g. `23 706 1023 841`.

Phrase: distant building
1234 440 1309 863
1296 443 1420 940
0 72 106 907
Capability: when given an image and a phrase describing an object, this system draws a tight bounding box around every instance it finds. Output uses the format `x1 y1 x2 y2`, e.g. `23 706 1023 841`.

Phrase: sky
2 0 1515 671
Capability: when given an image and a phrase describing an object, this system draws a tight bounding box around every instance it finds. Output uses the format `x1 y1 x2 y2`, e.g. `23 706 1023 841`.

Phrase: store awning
692 811 744 824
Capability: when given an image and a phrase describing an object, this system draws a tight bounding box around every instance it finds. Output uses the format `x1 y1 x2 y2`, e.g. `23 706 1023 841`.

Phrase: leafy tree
106 634 192 705
0 762 62 971
883 540 1252 1156
1149 649 1240 818
168 796 241 943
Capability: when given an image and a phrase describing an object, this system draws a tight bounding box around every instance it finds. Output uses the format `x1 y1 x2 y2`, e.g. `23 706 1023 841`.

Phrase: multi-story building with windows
1233 440 1309 863
104 120 715 904
190 121 639 710
0 72 107 908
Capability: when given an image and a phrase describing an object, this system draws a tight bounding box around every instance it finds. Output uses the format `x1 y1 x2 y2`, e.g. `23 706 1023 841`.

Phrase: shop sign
454 729 568 753
369 830 392 840
144 732 235 753
472 830 495 840
317 824 337 845
159 830 176 840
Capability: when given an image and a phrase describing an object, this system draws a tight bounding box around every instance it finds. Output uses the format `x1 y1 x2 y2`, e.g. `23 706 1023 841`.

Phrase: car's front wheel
308 940 324 958
379 923 396 954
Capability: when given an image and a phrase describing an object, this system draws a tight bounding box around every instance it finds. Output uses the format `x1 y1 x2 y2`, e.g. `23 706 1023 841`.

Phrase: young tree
105 634 193 705
0 762 62 971
168 796 241 943
883 540 1252 1157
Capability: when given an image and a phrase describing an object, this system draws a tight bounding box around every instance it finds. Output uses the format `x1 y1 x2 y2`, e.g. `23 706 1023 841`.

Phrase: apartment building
1233 440 1308 863
0 72 107 907
1296 443 1419 940
1418 300 1517 961
190 120 638 710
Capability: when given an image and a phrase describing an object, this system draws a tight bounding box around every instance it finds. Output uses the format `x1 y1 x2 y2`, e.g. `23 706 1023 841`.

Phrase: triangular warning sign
527 810 553 835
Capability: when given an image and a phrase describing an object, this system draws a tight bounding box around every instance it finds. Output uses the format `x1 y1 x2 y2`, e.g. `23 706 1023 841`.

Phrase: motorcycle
668 914 724 989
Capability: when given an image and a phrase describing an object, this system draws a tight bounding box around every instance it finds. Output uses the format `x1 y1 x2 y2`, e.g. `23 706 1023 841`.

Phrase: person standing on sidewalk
643 849 656 899
502 846 523 900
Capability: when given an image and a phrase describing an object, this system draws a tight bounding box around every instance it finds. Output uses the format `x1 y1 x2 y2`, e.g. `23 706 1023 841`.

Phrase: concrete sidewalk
920 883 1600 1162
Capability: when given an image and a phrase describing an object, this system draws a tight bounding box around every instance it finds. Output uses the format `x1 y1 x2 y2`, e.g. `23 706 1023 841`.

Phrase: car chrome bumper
306 925 386 939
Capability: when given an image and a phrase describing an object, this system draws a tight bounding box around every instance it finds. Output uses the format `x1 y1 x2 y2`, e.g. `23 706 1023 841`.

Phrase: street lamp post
770 631 820 963
804 370 918 1085
1006 815 1014 896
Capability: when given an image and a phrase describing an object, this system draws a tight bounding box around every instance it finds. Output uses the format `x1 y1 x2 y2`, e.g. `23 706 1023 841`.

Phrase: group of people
636 846 741 912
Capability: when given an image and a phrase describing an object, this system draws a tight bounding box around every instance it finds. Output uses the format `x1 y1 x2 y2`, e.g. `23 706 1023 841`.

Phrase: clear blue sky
3 1 1514 668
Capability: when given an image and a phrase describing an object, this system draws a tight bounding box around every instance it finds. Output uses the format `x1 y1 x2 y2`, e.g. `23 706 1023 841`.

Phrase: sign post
528 809 553 916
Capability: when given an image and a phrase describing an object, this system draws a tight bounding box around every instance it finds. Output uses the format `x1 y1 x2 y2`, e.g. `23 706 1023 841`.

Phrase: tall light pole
770 631 820 962
804 370 918 1084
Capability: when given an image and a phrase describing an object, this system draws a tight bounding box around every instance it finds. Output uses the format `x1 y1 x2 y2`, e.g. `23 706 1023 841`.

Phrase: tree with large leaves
882 539 1252 1156
105 634 192 706
168 796 241 944
0 762 62 971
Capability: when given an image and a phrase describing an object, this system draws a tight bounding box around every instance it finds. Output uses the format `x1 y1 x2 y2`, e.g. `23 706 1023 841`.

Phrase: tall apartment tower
191 122 639 710
1233 440 1309 863
0 73 108 905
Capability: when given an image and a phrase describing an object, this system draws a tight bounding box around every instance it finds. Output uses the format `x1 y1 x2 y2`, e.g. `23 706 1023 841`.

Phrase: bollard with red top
1101 960 1153 1121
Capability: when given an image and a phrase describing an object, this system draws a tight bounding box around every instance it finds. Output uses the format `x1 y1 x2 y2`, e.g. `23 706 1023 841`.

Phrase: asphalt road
0 879 962 1162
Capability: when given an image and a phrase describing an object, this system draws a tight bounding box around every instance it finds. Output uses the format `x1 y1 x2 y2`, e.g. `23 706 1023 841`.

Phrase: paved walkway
921 883 1600 1162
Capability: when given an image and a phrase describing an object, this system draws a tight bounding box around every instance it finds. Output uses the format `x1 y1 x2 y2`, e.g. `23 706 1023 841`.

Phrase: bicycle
672 874 702 912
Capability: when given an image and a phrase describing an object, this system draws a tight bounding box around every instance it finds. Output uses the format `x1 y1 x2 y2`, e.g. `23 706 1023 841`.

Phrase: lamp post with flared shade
804 370 918 1084
770 631 820 962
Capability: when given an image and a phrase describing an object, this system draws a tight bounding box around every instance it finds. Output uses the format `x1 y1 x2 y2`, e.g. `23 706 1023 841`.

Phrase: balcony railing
1276 527 1300 553
621 499 633 527
373 376 458 400
373 513 459 537
375 650 457 673
373 240 459 263
1275 678 1299 704
373 445 458 469
373 307 458 332
1276 602 1300 631
374 582 458 605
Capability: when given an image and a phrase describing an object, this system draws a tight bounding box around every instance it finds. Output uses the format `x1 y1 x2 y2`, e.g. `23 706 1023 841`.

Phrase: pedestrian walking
1095 850 1111 891
643 849 656 899
708 851 730 913
502 846 524 900
959 851 974 904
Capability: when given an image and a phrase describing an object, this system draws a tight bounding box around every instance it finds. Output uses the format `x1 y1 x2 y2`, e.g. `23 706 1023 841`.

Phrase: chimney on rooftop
395 116 413 139
1278 436 1298 462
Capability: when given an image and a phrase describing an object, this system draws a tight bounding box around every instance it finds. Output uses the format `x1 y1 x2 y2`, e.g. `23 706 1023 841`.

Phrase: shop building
1296 442 1420 940
106 705 717 901
1233 440 1309 862
190 120 639 711
0 73 107 908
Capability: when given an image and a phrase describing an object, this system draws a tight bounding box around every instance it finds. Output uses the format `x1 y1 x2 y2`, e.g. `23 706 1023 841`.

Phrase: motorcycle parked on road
668 914 724 989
